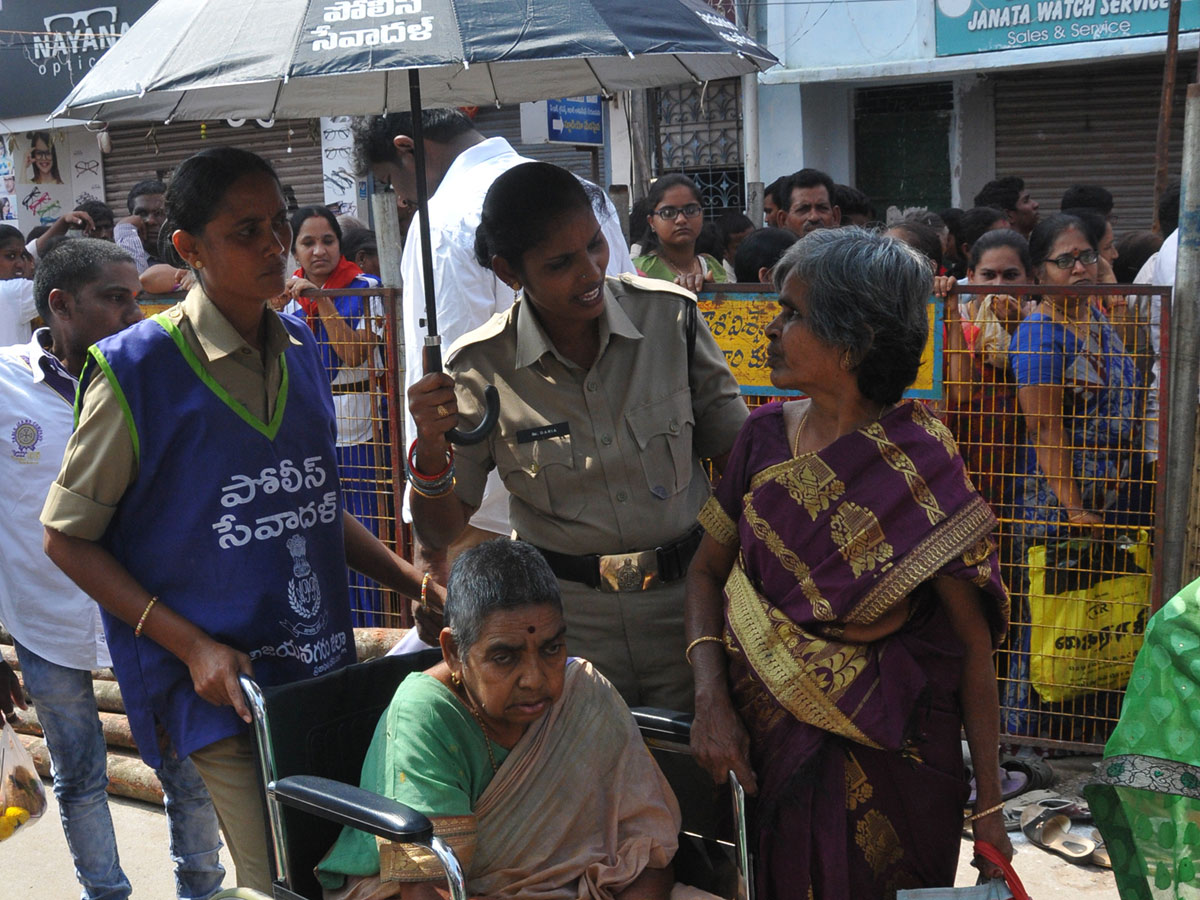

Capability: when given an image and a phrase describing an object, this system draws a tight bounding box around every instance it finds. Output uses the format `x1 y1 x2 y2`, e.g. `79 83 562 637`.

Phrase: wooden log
354 627 409 661
11 706 139 751
17 734 165 806
93 679 125 714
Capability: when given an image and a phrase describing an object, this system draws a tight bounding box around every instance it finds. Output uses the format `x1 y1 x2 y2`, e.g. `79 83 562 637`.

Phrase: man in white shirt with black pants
351 110 634 595
0 239 225 900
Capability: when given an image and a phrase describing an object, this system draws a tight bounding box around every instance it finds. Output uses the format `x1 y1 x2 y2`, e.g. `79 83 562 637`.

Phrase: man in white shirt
351 110 633 584
0 239 225 900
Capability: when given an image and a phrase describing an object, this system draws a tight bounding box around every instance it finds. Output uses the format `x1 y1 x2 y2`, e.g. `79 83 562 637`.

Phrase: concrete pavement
13 769 1118 899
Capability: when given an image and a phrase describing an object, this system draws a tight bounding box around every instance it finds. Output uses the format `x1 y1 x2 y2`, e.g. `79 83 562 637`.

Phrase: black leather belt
528 525 703 592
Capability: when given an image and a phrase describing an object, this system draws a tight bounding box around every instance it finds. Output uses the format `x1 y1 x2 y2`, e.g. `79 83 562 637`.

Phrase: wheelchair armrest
270 775 434 845
631 707 693 746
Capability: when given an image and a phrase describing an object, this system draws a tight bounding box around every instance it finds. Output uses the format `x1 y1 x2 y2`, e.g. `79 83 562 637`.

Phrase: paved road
14 774 1117 899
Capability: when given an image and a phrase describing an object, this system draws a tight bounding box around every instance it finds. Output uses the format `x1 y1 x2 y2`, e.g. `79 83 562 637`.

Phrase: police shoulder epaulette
616 271 697 301
445 308 511 362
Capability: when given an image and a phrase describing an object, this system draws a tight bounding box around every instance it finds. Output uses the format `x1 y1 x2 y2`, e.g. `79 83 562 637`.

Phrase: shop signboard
0 2 158 119
935 0 1199 55
695 287 943 400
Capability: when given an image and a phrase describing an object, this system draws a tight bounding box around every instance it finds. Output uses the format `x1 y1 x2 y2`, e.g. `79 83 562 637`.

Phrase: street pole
1161 81 1200 601
740 0 762 224
1153 0 1181 234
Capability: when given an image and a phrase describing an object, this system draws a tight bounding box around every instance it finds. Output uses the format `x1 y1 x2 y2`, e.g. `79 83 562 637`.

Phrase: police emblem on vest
286 533 327 636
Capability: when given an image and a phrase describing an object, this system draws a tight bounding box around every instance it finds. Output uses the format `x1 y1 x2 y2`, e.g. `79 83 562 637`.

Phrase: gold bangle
134 596 158 637
409 477 456 500
685 634 724 665
966 801 1006 823
419 572 432 609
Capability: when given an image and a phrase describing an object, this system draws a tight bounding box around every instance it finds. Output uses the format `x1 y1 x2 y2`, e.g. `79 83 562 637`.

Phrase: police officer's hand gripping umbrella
52 0 776 444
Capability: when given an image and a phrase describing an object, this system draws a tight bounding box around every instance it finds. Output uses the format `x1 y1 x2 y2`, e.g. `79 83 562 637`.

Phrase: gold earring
512 284 521 302
193 260 204 270
840 352 852 371
450 670 462 688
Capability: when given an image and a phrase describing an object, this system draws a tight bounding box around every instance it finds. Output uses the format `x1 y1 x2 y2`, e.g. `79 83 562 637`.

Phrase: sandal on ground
967 768 1030 806
1020 805 1096 863
1003 789 1090 830
1001 754 1055 791
1090 829 1112 868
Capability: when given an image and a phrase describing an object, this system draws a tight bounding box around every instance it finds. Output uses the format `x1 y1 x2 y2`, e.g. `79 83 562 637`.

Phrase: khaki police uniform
446 274 749 711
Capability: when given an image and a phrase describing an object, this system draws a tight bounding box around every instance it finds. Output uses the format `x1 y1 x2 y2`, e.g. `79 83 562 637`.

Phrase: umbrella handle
447 385 500 446
422 338 500 446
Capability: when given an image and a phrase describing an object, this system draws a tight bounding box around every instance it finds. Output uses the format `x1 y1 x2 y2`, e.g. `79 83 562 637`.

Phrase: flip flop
1004 789 1090 830
967 768 1029 806
1090 829 1111 868
1021 805 1096 862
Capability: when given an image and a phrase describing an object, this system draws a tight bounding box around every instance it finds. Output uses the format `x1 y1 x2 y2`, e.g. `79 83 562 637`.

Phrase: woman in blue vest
40 146 439 895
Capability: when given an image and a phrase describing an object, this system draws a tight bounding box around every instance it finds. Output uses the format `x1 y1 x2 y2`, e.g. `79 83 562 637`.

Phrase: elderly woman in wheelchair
316 539 714 900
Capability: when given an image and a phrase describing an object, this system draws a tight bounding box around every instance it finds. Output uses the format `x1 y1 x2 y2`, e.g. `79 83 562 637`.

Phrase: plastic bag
0 720 46 841
897 842 1029 900
1027 529 1151 703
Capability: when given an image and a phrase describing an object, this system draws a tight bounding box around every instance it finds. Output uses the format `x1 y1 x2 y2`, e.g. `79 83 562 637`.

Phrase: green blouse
316 672 509 888
633 252 729 284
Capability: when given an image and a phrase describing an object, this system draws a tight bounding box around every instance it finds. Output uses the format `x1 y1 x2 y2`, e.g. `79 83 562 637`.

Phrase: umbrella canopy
52 0 776 123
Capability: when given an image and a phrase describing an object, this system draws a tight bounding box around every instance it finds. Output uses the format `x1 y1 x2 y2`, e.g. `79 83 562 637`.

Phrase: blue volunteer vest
82 311 356 767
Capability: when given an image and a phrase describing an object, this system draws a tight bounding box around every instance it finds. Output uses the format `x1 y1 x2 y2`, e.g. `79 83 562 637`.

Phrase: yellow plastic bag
1026 530 1152 703
0 720 46 842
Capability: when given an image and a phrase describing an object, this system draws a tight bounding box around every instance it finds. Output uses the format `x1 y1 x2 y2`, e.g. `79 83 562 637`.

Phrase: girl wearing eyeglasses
1005 213 1149 739
633 174 728 293
24 132 62 186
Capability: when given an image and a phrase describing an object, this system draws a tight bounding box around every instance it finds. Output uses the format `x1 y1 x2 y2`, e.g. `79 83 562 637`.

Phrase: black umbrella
53 0 777 441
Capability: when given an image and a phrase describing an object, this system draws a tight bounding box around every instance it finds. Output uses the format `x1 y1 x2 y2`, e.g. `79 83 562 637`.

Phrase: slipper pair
1003 789 1090 832
1020 804 1097 864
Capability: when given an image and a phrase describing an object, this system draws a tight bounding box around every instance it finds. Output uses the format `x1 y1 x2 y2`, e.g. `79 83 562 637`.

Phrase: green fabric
1084 578 1200 899
316 672 509 888
150 313 290 440
633 252 729 283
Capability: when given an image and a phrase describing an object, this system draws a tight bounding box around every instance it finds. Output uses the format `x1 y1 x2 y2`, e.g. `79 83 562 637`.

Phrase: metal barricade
294 285 409 629
946 283 1172 753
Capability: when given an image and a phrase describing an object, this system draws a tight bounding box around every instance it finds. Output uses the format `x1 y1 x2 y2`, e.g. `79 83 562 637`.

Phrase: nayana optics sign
0 2 157 118
935 0 1198 55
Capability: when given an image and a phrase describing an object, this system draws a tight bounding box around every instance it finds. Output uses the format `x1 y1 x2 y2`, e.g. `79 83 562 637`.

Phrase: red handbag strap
974 841 1031 900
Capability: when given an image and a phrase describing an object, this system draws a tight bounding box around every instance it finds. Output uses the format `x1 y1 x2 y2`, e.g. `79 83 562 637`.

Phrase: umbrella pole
408 68 499 446
409 69 443 372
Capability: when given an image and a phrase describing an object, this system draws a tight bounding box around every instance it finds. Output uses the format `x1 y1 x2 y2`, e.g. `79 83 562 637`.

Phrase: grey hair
444 540 562 655
771 227 931 405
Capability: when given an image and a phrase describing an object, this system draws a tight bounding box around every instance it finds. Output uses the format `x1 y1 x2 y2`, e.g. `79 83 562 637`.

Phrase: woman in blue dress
285 206 391 626
1006 213 1150 740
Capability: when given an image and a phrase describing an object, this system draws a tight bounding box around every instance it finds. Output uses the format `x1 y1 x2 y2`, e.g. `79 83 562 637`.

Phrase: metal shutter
472 105 606 184
993 60 1190 232
103 118 324 214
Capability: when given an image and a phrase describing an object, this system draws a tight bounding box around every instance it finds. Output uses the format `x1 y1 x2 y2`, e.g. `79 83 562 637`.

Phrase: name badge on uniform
517 422 570 443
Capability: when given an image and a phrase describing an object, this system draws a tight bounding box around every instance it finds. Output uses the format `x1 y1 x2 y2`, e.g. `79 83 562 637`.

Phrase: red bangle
407 439 453 482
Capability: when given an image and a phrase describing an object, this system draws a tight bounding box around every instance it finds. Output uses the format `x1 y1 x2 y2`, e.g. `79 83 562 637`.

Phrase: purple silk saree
699 401 1009 900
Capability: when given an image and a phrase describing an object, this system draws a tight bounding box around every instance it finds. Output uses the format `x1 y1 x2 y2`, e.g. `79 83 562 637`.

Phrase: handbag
896 842 1029 900
1026 529 1151 703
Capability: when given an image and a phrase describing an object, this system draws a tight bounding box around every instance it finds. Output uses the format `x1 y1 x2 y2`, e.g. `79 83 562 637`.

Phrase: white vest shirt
0 329 111 669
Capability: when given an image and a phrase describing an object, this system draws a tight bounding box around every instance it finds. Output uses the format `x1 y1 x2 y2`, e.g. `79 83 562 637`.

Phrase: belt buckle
598 548 660 593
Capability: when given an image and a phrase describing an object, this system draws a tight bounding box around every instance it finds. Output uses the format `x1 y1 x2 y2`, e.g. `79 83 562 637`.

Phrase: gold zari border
726 564 881 748
844 497 998 625
699 496 739 548
378 814 476 883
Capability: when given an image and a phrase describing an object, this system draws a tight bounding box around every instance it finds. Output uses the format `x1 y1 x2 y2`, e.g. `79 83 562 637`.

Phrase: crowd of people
0 106 1184 900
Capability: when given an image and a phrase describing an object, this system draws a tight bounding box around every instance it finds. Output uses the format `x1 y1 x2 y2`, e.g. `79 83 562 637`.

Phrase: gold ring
436 404 449 418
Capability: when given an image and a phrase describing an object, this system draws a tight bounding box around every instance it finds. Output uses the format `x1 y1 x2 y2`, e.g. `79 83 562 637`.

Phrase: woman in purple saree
686 229 1015 899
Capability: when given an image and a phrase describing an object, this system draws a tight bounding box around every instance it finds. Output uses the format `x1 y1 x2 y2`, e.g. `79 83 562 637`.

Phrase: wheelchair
211 650 752 900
